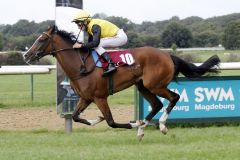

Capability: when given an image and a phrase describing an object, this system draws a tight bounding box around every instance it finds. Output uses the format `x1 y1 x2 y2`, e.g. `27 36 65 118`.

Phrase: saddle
92 49 135 70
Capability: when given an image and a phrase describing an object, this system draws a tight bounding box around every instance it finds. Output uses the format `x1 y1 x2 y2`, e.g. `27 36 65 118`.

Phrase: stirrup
102 65 117 77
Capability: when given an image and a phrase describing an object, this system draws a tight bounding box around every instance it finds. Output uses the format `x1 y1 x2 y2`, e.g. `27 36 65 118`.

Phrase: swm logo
195 87 234 102
160 87 234 103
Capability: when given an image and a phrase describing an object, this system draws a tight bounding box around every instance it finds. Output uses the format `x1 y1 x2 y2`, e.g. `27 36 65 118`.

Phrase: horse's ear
48 25 57 34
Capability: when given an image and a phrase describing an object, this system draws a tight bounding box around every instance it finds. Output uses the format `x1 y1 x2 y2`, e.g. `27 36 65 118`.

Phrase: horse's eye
38 38 46 43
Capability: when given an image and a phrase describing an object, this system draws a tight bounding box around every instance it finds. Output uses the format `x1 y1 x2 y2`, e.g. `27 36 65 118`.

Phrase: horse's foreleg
94 98 132 129
159 89 180 134
87 116 105 126
72 99 104 126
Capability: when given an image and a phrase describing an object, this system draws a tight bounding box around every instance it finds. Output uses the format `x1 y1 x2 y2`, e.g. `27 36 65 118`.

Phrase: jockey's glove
73 42 82 49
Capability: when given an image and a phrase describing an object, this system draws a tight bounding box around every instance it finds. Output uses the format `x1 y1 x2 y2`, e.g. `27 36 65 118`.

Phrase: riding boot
79 65 87 75
101 52 117 77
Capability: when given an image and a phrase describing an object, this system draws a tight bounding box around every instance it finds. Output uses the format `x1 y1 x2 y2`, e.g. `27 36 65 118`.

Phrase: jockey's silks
87 19 119 38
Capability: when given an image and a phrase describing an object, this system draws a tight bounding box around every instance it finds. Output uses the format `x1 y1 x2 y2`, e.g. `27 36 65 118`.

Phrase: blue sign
138 77 240 122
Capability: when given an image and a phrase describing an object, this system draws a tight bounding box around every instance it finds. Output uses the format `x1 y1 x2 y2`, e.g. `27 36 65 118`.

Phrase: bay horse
23 25 220 139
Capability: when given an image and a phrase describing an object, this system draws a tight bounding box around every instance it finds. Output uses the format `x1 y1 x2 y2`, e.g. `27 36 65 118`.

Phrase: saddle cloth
91 50 135 70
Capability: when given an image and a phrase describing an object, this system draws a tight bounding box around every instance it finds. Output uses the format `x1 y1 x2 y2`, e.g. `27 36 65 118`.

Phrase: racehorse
23 25 220 140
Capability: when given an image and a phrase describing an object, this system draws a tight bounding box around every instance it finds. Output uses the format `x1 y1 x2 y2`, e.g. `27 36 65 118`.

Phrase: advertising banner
138 77 240 122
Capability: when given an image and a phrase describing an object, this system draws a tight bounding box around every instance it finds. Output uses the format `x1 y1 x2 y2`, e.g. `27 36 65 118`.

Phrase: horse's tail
171 54 220 80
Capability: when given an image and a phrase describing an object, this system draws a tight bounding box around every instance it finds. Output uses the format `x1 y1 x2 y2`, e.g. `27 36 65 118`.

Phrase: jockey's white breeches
95 29 128 55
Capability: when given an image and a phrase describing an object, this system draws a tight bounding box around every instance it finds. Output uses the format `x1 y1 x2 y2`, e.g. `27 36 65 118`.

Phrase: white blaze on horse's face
23 32 51 63
23 35 42 62
26 35 43 54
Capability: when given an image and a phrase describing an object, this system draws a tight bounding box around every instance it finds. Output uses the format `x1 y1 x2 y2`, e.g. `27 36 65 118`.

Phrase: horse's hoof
160 127 168 135
137 126 144 141
137 134 144 142
98 116 105 122
135 120 143 127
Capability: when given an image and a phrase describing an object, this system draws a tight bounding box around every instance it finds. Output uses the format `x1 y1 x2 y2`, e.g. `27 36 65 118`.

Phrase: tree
222 20 240 50
141 35 161 47
0 33 3 50
6 20 36 36
123 31 143 48
6 52 26 65
106 16 134 32
161 22 193 48
93 13 108 19
0 20 54 51
193 31 219 47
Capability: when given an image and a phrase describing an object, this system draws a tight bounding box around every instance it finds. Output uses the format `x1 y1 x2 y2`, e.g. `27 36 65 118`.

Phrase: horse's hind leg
136 81 163 123
72 98 104 126
156 88 180 134
152 88 180 134
134 81 163 140
94 98 132 129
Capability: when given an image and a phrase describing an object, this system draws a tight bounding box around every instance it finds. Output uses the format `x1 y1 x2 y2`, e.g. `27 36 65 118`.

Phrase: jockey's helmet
72 10 91 23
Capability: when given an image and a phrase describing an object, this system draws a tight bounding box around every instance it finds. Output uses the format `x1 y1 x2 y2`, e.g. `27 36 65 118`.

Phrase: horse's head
23 25 57 64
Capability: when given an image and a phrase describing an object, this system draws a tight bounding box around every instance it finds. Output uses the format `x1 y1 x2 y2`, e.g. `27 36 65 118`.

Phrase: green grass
178 49 240 62
108 86 134 106
0 71 56 108
0 126 239 160
0 70 134 108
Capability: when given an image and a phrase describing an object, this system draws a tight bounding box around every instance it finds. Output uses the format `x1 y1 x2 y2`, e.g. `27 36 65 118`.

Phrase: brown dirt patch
0 106 134 131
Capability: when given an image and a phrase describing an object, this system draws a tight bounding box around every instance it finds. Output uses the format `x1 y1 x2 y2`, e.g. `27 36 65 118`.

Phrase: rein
42 32 75 55
40 32 96 80
47 48 74 55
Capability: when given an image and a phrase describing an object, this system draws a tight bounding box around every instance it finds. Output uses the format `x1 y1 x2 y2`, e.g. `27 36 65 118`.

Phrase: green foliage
6 34 39 51
181 16 203 26
1 13 240 50
0 33 3 50
0 51 27 65
6 51 26 65
193 31 220 47
106 16 135 32
0 53 7 65
0 20 54 51
141 34 161 47
0 51 53 66
171 43 177 55
124 31 143 48
222 20 240 50
161 22 193 48
5 20 37 36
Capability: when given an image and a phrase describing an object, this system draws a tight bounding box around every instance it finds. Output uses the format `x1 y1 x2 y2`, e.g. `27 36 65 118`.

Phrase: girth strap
108 75 114 95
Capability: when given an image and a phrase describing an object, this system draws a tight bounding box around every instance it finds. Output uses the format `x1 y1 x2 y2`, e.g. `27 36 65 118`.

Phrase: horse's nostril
23 54 28 59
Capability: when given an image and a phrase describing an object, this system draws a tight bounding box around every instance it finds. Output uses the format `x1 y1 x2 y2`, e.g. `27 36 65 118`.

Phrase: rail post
30 74 34 101
60 77 79 133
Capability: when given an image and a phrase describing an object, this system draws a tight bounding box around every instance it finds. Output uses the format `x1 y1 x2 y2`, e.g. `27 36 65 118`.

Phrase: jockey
72 10 128 76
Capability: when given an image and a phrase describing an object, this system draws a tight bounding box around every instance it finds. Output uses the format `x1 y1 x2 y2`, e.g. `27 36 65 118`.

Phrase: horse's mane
54 25 77 44
52 25 89 52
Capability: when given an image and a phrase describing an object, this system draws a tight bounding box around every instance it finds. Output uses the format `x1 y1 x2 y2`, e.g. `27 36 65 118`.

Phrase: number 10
119 53 134 65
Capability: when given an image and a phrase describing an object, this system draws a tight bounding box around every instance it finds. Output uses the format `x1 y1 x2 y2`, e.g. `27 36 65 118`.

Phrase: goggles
75 21 85 27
